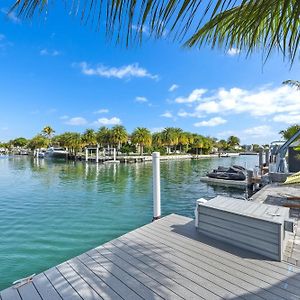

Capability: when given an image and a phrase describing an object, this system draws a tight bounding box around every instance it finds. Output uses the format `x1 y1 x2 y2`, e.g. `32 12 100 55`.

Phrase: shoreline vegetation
0 126 266 158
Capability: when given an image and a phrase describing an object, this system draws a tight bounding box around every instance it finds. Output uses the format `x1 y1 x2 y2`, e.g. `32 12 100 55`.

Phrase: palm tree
82 129 97 146
11 1 300 65
96 127 111 148
152 132 163 148
131 127 152 155
283 80 300 90
178 132 190 153
110 125 128 150
279 125 300 140
42 126 55 139
28 134 49 150
227 136 240 149
161 127 180 154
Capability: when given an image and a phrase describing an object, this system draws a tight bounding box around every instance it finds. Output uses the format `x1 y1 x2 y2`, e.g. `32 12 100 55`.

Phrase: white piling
113 148 116 162
36 149 39 158
85 148 88 162
96 145 99 163
152 152 161 221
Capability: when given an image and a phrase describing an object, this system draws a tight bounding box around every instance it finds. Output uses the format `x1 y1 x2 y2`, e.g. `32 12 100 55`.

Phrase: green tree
279 124 300 140
12 1 300 65
110 125 128 150
227 136 240 149
28 135 49 150
96 127 111 148
131 127 152 155
82 129 97 146
42 126 55 139
12 137 28 147
162 127 180 154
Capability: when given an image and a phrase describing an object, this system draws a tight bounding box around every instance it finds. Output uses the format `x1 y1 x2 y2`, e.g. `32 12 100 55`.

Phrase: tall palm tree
227 135 240 148
82 129 97 146
110 125 128 150
11 1 300 65
96 126 111 148
162 127 180 154
42 126 55 139
178 132 190 153
131 127 152 155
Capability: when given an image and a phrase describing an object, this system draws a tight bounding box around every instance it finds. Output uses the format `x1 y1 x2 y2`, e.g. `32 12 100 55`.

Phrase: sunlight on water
0 155 257 289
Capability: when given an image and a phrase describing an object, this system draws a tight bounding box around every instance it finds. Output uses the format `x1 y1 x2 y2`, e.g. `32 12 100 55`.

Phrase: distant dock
1 214 300 299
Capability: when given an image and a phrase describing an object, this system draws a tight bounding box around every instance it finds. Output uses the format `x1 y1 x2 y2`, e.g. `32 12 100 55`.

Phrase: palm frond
10 0 300 64
282 80 300 89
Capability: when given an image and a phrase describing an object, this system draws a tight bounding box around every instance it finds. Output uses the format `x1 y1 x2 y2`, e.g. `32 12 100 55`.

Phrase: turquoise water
0 155 258 290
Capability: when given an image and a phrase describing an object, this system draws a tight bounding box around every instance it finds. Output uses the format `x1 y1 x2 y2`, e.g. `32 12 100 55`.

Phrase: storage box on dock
197 196 292 261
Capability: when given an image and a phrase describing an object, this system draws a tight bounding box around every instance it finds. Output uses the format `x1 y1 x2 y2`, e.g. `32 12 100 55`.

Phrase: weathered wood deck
1 214 300 300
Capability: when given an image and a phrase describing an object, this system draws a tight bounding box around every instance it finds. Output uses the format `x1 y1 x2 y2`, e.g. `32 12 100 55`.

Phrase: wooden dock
1 214 300 299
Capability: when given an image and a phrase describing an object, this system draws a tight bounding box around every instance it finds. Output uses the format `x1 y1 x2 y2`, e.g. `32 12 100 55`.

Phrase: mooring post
152 152 161 221
85 147 88 162
265 149 270 167
113 148 116 162
258 148 263 172
96 144 99 163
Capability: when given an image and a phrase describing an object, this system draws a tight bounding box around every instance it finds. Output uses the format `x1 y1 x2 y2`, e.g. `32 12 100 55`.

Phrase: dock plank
56 262 102 300
44 267 82 300
1 214 300 300
0 287 22 300
88 248 183 300
18 282 42 300
76 253 142 300
32 273 62 300
67 258 123 300
78 253 163 300
158 216 300 286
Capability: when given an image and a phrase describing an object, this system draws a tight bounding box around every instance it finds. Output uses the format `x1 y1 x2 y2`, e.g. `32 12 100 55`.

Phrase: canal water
0 155 258 290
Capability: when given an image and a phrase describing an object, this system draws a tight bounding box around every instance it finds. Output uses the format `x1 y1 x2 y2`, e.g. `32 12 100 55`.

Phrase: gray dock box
197 196 290 261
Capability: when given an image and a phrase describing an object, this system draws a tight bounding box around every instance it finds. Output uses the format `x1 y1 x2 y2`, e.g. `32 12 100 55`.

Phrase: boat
207 165 246 181
45 147 69 159
220 153 229 157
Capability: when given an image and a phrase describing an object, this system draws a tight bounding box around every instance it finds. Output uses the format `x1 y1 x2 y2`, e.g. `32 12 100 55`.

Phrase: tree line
0 126 243 156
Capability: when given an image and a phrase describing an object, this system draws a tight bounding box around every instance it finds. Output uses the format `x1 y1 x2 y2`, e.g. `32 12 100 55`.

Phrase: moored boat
45 147 68 159
207 165 246 181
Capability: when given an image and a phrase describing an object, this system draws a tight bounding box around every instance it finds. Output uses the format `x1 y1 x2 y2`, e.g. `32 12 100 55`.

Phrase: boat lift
274 129 300 172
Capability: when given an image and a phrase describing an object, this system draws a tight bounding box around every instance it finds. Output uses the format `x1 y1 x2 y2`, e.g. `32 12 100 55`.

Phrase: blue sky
0 1 299 144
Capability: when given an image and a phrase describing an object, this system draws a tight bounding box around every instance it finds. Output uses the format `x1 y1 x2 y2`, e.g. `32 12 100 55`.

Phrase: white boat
45 147 68 159
220 153 229 157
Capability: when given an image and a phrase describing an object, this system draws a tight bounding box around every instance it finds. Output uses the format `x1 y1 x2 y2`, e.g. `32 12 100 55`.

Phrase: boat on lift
207 165 246 181
45 147 69 159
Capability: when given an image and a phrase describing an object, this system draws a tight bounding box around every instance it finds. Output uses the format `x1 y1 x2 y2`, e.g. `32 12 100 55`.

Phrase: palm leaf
10 0 300 64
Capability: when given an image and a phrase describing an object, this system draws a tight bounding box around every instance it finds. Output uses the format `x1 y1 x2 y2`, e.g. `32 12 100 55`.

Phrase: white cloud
74 62 158 80
161 111 173 118
243 125 274 138
94 109 109 114
65 117 87 126
40 49 61 56
60 115 69 120
194 117 227 127
183 85 300 119
93 117 121 126
169 84 179 92
227 48 240 56
135 96 148 103
273 114 300 124
175 89 207 103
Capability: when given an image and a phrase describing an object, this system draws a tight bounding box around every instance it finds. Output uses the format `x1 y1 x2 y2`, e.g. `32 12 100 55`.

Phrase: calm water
0 155 258 289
